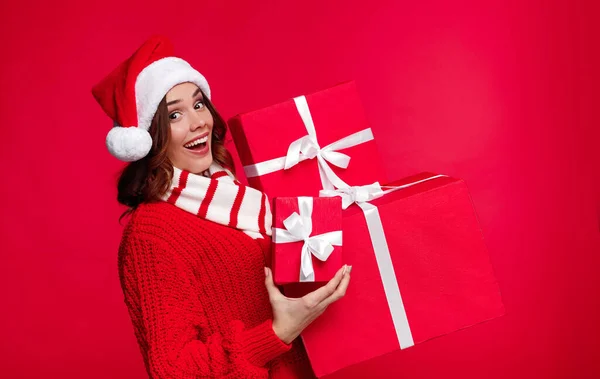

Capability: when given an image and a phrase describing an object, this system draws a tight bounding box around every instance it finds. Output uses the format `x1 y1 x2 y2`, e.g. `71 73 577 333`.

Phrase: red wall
1 1 598 378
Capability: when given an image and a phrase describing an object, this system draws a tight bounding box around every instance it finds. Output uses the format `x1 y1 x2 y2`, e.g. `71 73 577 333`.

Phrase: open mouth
184 135 209 151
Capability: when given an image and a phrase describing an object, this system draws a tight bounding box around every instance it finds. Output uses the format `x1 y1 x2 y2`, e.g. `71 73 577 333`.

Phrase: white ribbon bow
273 197 343 282
244 96 375 190
320 183 385 209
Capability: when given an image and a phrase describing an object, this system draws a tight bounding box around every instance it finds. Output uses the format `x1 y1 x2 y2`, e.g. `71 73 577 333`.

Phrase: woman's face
165 82 214 174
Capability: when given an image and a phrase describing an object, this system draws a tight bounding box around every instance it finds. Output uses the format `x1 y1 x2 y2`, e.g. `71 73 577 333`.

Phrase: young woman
92 36 351 379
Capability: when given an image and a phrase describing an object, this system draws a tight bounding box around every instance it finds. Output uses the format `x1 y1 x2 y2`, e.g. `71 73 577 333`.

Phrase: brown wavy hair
117 90 234 218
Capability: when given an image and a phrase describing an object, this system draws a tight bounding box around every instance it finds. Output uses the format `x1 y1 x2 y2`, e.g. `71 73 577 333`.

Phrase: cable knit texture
118 201 315 379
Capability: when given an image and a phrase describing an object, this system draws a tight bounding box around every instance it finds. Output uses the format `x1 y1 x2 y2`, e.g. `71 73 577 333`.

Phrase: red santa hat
92 36 211 162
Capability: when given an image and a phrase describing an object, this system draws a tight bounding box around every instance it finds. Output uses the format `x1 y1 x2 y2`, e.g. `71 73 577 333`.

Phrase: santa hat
92 36 211 162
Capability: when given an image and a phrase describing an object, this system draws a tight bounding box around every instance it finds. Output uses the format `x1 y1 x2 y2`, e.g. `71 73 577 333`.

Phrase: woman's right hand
264 265 352 345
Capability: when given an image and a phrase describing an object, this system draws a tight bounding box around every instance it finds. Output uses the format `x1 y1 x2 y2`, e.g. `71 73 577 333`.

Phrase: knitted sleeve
118 234 291 379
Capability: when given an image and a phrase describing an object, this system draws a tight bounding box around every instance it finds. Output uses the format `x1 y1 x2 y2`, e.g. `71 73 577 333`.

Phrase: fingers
303 265 348 306
321 266 351 308
264 267 284 301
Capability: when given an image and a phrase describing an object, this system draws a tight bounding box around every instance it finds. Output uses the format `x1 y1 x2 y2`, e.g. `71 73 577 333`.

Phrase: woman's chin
170 155 213 175
191 156 213 175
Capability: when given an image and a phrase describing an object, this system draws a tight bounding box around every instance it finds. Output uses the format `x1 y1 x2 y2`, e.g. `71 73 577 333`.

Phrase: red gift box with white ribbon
228 81 387 200
286 173 505 378
272 196 343 285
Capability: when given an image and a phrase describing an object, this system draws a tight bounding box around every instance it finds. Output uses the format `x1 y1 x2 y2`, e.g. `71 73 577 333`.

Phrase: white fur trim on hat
135 57 211 132
106 125 153 162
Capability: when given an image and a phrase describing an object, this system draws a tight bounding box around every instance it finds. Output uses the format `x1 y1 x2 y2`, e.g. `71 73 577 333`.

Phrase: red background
0 1 598 378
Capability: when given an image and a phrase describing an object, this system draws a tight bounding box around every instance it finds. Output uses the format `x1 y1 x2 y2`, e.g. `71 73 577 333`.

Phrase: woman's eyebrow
166 89 203 107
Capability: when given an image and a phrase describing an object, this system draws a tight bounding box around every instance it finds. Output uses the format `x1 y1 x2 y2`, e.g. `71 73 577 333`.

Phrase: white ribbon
320 183 386 209
320 175 448 210
243 95 375 190
319 174 447 349
272 197 343 282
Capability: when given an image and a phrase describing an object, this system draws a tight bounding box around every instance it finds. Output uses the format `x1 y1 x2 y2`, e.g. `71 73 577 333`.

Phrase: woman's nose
190 113 207 130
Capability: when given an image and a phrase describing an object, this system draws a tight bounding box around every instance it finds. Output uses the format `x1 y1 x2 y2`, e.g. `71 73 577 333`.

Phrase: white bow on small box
272 197 343 282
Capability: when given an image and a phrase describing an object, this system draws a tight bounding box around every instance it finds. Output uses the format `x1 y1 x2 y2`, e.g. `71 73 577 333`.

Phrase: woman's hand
264 265 352 344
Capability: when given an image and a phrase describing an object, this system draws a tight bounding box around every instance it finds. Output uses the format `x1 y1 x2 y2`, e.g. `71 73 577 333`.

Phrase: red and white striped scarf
162 164 272 239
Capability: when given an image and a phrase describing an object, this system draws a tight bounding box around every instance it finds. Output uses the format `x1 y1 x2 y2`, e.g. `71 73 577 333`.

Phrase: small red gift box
286 173 505 378
272 196 343 285
228 81 387 200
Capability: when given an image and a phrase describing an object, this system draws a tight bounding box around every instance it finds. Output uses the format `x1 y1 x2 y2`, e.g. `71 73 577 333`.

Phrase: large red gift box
272 196 343 285
286 173 505 378
228 81 387 199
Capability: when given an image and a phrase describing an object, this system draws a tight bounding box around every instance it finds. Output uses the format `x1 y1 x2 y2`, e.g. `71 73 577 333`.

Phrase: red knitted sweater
118 201 316 378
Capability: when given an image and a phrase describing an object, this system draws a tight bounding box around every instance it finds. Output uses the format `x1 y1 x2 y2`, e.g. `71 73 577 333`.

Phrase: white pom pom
106 126 152 162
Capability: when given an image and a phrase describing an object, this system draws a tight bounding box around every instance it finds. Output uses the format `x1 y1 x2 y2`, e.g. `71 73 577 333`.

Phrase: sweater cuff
242 319 292 367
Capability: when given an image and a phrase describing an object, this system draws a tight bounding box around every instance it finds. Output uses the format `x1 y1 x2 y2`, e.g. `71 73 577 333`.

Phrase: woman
92 36 351 379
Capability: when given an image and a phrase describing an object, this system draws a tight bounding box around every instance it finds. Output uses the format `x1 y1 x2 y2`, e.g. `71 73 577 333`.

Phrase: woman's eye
169 112 181 120
194 101 205 110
